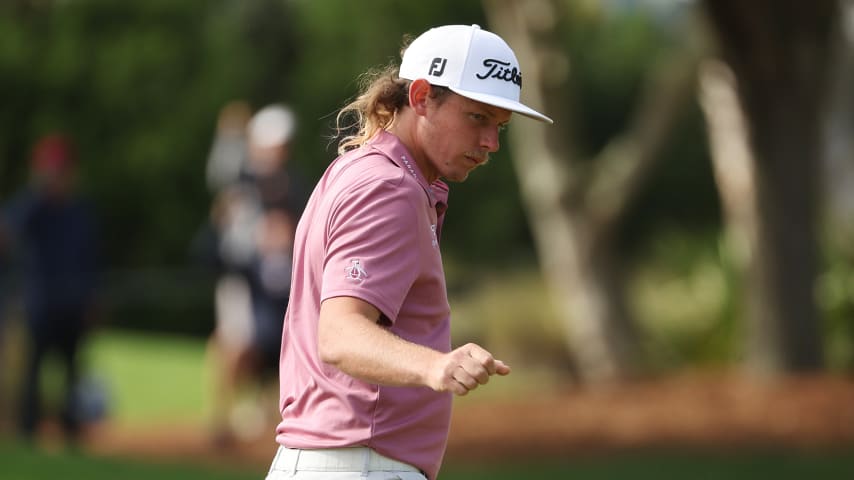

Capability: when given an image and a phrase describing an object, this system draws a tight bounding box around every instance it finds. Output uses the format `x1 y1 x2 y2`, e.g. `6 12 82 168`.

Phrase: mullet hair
334 64 410 155
334 36 452 154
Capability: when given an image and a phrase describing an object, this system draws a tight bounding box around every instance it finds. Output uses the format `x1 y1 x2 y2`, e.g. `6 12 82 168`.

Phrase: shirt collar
366 131 449 211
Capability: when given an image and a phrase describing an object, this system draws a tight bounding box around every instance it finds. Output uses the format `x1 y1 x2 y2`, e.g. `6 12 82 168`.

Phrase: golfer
266 24 552 480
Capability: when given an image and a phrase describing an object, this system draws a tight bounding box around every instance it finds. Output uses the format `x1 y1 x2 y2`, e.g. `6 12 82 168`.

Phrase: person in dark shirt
2 133 99 443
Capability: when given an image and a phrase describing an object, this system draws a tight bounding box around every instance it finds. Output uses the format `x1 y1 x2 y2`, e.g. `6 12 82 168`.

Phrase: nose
480 126 500 153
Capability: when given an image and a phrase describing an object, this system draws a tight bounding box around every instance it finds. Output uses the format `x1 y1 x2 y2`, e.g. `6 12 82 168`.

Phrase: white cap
399 24 553 124
247 104 296 148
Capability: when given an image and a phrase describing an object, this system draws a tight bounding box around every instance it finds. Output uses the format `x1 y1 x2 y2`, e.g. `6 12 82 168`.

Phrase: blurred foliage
0 0 492 334
817 239 854 371
0 1 713 269
628 228 737 369
0 0 297 267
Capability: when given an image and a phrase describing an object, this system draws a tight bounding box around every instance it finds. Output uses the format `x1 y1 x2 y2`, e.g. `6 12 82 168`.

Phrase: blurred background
1 0 853 479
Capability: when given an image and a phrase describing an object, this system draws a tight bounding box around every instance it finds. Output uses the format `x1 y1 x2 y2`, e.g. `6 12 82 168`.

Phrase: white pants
265 446 427 480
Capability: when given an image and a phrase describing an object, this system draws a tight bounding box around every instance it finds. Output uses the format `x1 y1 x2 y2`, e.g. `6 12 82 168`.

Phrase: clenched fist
428 343 511 396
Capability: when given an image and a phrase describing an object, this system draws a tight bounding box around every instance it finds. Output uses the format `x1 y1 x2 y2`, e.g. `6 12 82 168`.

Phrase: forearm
318 296 511 395
318 298 441 388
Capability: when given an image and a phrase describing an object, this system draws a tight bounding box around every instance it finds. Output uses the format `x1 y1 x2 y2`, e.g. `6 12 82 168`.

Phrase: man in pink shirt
266 24 552 480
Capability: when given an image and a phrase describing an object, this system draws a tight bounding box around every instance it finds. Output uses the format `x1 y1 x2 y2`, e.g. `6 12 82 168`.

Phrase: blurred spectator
1 133 100 444
205 100 252 194
204 103 307 444
243 104 308 375
202 101 257 444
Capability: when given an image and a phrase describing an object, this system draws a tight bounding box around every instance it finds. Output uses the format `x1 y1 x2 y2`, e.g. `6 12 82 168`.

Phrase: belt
270 446 420 474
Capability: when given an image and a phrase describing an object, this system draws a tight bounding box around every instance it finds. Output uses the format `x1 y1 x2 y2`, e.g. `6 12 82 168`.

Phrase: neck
387 110 438 183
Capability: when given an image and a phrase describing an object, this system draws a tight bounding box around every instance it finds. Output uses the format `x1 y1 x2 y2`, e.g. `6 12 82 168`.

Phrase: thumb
494 359 511 376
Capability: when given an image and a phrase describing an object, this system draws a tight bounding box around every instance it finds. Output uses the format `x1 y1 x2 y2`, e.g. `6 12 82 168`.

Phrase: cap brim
449 87 553 124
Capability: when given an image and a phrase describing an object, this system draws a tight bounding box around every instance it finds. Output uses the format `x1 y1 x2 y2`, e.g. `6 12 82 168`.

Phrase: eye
468 112 487 123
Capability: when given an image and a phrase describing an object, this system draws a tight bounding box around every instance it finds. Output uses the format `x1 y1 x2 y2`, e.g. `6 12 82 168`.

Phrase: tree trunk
697 59 758 363
824 0 854 250
483 0 698 382
698 60 758 269
701 0 838 373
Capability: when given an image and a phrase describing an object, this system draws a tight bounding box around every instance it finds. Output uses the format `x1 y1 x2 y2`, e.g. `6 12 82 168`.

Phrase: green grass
81 329 213 427
0 443 256 480
2 440 853 480
0 440 257 480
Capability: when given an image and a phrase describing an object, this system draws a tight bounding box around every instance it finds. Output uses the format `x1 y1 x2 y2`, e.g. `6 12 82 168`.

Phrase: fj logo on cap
477 59 522 87
429 57 447 77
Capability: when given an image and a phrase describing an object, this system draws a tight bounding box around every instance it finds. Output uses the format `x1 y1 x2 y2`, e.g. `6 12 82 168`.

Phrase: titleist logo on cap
398 24 553 123
476 59 522 88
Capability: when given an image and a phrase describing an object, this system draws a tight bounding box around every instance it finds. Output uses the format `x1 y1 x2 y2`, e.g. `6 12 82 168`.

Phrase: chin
444 172 470 183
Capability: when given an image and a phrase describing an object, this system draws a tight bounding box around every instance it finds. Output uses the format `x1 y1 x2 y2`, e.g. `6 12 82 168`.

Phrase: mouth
465 153 488 166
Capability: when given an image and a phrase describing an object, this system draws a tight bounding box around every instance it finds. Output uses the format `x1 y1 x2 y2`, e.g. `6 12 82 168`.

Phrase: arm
318 295 511 396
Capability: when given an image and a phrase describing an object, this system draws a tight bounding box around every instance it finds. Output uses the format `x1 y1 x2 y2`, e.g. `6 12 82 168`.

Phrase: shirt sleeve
320 177 422 324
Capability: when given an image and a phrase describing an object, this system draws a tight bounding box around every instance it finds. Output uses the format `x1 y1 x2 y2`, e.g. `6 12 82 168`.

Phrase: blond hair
335 35 453 154
334 64 410 154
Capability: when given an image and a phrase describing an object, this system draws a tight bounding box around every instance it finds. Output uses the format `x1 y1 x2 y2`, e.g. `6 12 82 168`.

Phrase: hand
428 343 511 396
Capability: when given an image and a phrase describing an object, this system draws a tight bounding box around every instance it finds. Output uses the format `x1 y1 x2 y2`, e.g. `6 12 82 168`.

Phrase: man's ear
409 79 432 116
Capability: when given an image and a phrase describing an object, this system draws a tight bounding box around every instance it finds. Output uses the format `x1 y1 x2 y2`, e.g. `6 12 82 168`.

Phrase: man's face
33 164 75 199
419 92 512 183
248 142 288 175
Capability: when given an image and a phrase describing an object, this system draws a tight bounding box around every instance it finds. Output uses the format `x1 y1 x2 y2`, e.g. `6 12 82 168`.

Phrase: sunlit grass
82 329 213 427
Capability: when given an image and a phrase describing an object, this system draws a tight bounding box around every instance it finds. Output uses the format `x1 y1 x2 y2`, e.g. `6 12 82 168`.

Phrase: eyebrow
483 104 512 123
461 96 512 124
485 109 512 128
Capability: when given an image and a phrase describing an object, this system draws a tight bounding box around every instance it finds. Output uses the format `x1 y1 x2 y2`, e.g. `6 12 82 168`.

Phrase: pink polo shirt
275 130 452 479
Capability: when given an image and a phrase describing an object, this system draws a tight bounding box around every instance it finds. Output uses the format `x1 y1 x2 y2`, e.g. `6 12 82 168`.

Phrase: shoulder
327 148 422 204
323 154 426 233
336 148 403 181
